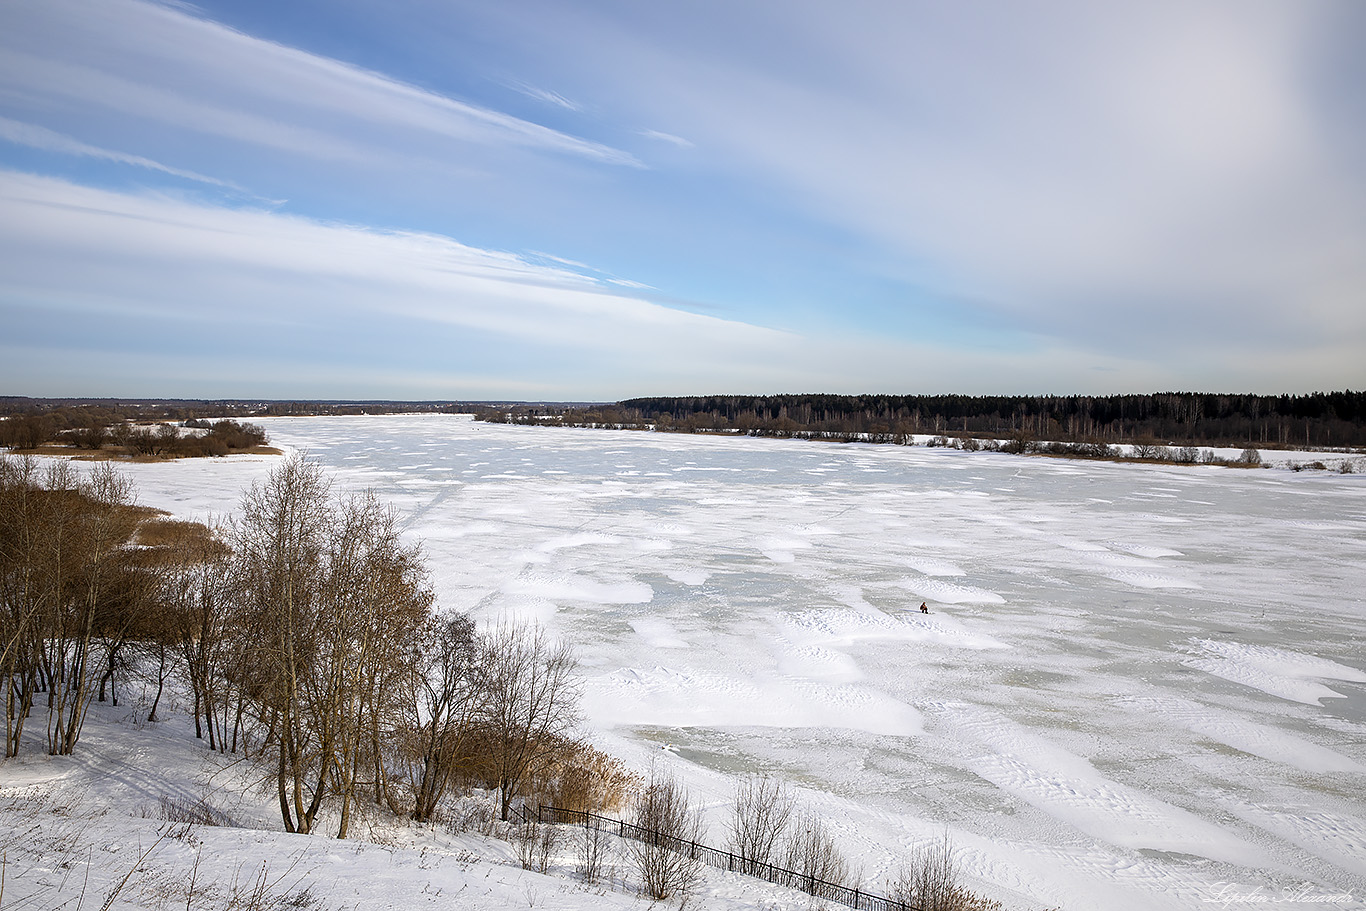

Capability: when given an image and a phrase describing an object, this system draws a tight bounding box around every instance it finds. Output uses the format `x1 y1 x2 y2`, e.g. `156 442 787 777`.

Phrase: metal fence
536 805 918 911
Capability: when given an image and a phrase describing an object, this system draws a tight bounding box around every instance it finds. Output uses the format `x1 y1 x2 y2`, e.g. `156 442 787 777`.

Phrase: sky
1 0 1363 401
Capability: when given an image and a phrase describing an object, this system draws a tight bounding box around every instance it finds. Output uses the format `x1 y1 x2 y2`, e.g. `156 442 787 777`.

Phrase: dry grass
134 517 222 550
521 737 641 814
4 443 280 462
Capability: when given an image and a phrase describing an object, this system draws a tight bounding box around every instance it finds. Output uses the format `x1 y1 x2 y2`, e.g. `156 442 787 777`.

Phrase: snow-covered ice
23 414 1366 910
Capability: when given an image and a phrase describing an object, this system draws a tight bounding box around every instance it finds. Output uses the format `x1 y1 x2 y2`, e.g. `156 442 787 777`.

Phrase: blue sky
2 0 1363 400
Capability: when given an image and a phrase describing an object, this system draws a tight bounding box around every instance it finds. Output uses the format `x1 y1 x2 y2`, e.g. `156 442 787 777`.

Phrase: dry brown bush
524 736 640 814
133 517 225 552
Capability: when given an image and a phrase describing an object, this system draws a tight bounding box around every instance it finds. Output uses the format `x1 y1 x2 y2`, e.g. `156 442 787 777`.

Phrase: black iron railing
536 804 918 911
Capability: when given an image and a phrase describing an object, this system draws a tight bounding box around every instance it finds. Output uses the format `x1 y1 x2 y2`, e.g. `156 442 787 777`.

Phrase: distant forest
478 391 1366 449
5 392 1364 451
0 397 533 421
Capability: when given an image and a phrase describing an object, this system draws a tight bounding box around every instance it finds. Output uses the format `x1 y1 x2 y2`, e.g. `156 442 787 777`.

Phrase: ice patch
1232 805 1366 877
781 607 1009 651
896 576 1007 604
906 557 966 577
536 533 624 552
1106 543 1184 558
1116 696 1364 773
1185 640 1366 705
1054 539 1111 552
941 705 1276 866
502 574 654 604
629 617 688 649
760 536 812 563
1104 569 1199 590
776 643 863 682
586 665 921 736
666 568 710 585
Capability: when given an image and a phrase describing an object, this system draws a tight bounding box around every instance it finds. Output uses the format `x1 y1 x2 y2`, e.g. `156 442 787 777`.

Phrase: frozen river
117 414 1366 910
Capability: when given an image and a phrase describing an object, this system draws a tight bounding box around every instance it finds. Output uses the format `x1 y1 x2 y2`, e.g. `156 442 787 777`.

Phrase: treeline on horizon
0 398 526 421
479 390 1366 449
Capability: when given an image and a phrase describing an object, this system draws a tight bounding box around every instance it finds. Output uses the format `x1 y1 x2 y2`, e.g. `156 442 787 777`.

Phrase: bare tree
158 523 236 747
729 774 795 874
782 811 849 892
626 766 705 901
231 454 333 834
44 463 142 755
0 455 45 757
324 491 432 836
474 621 580 821
230 457 441 836
407 612 478 823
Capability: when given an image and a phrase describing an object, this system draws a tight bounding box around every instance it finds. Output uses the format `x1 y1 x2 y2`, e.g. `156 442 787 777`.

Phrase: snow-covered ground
9 414 1365 910
0 697 834 910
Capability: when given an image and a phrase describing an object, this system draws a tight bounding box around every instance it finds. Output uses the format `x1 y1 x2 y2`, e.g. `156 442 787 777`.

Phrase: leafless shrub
1130 439 1162 459
626 767 704 901
1237 447 1262 465
535 820 561 874
782 812 849 890
444 794 500 836
729 775 795 874
225 859 327 911
888 834 1002 911
512 818 541 871
158 794 237 827
575 814 613 883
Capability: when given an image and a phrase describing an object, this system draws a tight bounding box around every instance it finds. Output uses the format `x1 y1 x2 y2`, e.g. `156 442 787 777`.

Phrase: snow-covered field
8 414 1365 910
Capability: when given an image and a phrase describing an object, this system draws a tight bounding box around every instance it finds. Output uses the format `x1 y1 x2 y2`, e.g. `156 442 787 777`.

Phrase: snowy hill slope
0 697 853 910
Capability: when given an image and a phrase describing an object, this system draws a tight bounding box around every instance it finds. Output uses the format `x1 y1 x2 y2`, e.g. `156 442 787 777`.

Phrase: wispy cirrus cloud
0 170 795 397
640 129 694 149
508 82 583 113
0 0 640 169
5 169 1349 399
475 0 1366 384
0 115 240 189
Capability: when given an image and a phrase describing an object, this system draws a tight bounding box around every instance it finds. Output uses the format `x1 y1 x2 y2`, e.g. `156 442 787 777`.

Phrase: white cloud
5 170 1354 398
0 0 639 168
510 82 583 112
640 129 694 149
0 171 800 395
493 0 1366 376
0 115 239 189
